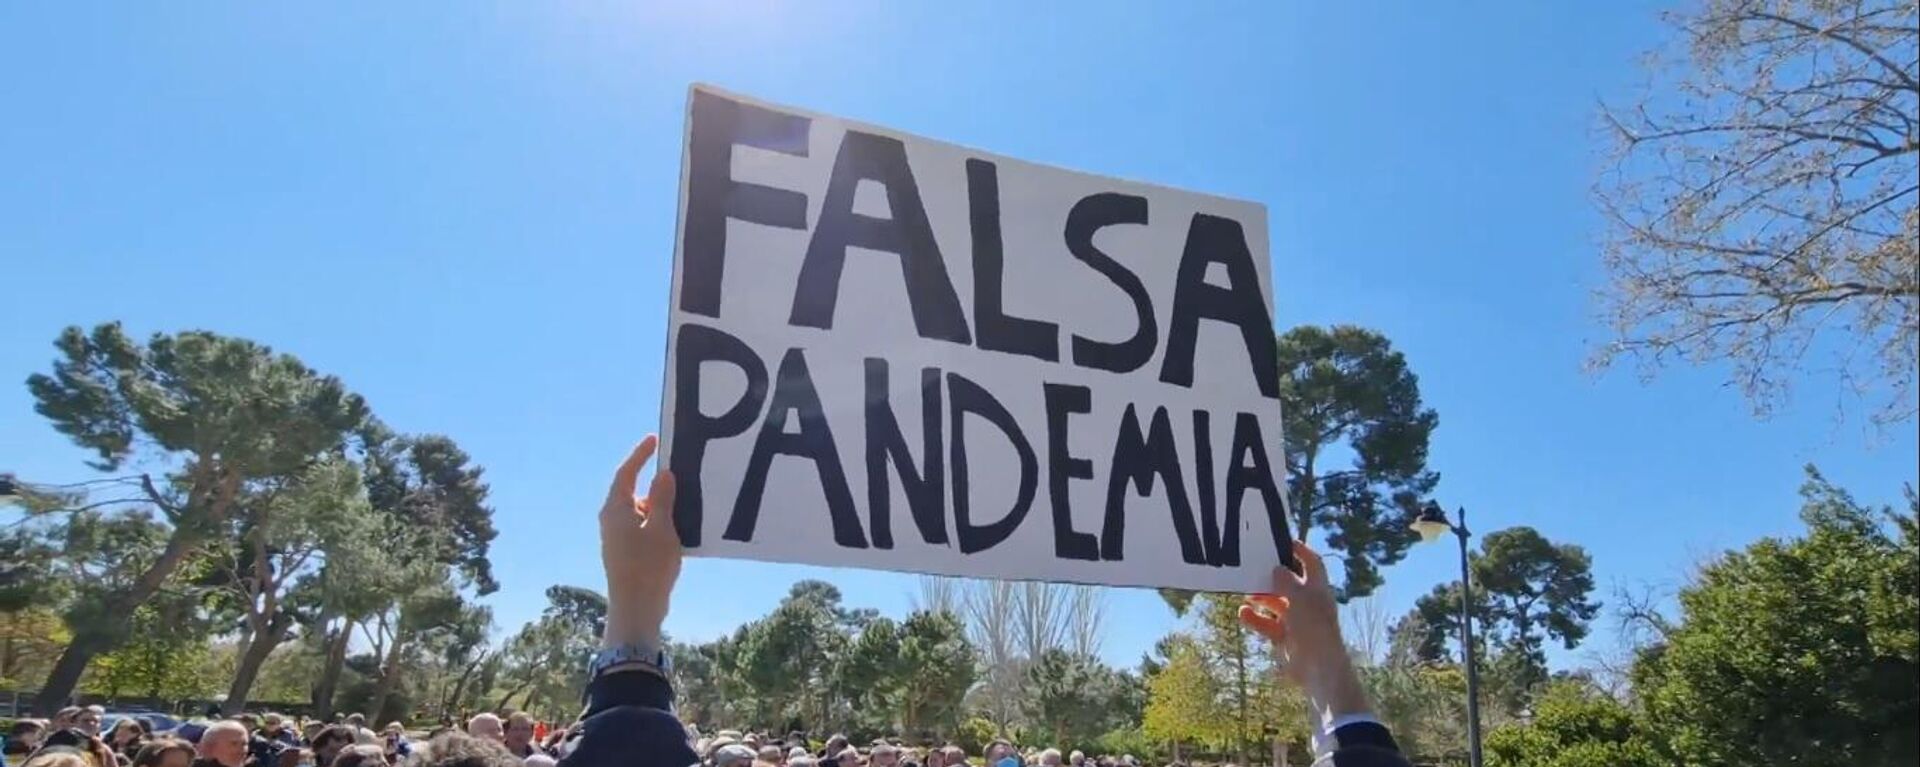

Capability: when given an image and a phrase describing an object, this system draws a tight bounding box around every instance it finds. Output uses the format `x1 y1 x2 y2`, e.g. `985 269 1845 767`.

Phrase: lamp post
1412 501 1484 767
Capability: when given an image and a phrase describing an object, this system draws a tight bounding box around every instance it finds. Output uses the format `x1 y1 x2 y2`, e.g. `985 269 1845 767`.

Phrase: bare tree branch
1593 0 1919 426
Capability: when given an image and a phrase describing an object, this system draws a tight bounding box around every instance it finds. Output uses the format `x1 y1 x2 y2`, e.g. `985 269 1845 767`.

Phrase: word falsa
659 86 1295 592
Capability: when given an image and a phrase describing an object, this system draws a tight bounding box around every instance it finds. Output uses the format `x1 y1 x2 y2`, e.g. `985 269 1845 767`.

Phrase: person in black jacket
559 436 1413 767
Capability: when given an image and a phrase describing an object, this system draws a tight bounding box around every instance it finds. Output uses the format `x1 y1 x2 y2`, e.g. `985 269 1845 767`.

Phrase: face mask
995 758 1020 767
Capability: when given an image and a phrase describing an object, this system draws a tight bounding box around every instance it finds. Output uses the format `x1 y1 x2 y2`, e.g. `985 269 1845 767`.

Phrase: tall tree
1023 649 1106 746
1632 468 1917 765
307 514 412 719
894 609 977 737
25 323 370 710
735 595 841 730
1410 526 1599 692
363 577 479 720
1277 326 1438 598
313 432 499 717
1142 636 1215 760
215 458 378 713
834 617 904 737
1594 0 1918 425
1197 594 1308 764
493 586 605 719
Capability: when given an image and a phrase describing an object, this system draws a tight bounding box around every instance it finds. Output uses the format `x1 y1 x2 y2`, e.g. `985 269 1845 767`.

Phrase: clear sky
3 2 1915 672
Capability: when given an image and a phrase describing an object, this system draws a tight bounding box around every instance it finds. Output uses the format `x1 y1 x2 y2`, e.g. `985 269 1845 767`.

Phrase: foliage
1143 598 1307 760
1631 468 1919 766
494 585 606 720
1093 727 1156 761
1594 0 1919 425
895 610 979 736
1142 636 1214 749
87 600 214 702
360 433 500 596
0 608 68 690
1022 649 1107 748
1276 325 1438 599
1485 682 1663 767
736 595 842 729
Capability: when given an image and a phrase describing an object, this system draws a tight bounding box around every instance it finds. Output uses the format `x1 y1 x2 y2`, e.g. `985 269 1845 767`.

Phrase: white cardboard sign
660 85 1294 592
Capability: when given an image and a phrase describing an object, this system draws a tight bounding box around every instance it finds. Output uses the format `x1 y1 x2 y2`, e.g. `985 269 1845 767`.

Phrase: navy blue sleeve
1316 722 1411 767
555 670 698 767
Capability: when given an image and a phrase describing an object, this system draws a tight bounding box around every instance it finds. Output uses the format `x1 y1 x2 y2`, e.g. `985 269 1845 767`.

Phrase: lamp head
1411 501 1452 543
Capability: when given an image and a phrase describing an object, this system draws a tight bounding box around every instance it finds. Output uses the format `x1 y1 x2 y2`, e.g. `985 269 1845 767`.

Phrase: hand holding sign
601 435 681 647
1240 540 1373 724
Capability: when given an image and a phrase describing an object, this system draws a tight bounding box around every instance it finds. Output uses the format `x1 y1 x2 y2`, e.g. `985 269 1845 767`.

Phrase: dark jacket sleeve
554 669 698 767
1315 722 1411 767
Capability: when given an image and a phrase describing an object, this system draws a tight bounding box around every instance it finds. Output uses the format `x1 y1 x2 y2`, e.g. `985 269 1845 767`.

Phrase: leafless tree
1593 0 1918 426
950 578 1109 732
1065 584 1106 659
962 579 1023 731
1012 582 1067 662
1341 595 1394 666
913 574 962 617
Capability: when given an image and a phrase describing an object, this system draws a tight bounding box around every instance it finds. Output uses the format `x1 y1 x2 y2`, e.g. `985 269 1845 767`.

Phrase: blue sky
3 2 1914 672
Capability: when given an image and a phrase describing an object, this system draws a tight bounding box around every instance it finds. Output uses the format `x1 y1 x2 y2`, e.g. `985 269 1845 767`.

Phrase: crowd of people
3 435 1413 767
4 707 1149 767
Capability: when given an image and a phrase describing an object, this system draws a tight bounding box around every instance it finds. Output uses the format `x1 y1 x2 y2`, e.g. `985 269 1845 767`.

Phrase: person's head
234 715 258 733
712 744 757 767
108 719 145 746
869 744 899 767
196 722 249 767
501 713 534 750
74 709 103 737
922 747 944 767
50 708 83 731
938 747 967 767
408 733 520 767
985 741 1016 762
42 729 118 767
343 715 365 730
9 720 49 750
756 745 784 765
21 748 90 767
131 738 196 767
329 744 386 767
464 715 503 744
1067 752 1083 767
1035 750 1061 767
261 715 284 734
311 726 358 766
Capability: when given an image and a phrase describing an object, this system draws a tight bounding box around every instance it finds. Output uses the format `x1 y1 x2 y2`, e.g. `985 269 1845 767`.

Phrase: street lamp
1412 501 1484 767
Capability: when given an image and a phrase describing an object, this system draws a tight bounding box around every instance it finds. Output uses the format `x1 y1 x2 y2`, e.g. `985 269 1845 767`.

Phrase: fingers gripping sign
1238 539 1343 686
601 435 682 648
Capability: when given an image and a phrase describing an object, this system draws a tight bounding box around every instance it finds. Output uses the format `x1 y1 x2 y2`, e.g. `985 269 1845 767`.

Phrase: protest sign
660 85 1293 592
